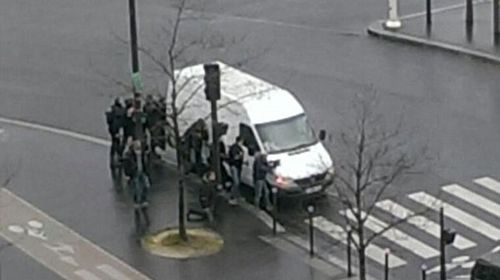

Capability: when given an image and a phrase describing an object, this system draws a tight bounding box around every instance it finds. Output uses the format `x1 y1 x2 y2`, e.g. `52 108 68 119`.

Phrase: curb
367 21 500 64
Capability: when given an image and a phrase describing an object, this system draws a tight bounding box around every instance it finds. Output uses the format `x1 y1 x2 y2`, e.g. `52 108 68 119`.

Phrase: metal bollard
384 249 390 280
466 0 473 27
307 205 315 257
426 0 432 25
347 226 353 277
421 264 427 280
385 0 402 29
272 187 278 235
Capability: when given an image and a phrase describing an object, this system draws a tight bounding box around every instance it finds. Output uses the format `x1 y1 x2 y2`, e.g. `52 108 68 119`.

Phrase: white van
164 61 334 197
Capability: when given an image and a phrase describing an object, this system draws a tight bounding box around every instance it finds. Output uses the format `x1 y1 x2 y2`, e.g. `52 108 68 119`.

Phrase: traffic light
443 228 456 245
204 64 220 101
215 122 228 138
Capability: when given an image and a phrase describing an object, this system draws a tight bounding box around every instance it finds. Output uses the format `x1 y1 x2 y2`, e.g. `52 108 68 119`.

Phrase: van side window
239 124 259 152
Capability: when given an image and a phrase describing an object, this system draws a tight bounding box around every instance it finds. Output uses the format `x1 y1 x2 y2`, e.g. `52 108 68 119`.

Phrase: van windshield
255 114 317 153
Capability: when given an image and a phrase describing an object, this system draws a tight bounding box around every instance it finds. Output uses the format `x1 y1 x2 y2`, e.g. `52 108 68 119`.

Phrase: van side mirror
319 129 326 141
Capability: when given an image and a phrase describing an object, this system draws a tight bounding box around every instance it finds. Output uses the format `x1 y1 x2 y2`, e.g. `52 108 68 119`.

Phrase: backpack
123 152 137 177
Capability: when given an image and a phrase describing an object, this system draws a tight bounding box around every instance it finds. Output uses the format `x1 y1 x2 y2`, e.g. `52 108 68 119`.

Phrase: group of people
105 93 166 210
106 94 277 223
186 131 275 213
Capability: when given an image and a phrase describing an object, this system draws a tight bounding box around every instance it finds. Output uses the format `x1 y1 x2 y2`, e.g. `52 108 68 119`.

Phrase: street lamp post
421 264 427 280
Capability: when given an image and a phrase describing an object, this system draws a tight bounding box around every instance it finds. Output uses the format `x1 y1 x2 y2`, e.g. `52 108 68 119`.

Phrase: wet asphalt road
3 0 500 279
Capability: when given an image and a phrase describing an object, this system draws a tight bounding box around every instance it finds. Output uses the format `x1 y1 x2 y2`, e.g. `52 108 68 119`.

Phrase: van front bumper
269 173 334 198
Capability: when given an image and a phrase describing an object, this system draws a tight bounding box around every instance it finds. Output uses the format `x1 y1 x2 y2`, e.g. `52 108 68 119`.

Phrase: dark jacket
123 149 147 178
200 172 216 209
106 104 125 135
228 143 244 169
253 155 272 181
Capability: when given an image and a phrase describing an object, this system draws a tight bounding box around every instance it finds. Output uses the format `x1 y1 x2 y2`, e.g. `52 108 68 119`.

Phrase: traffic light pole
210 99 222 187
204 64 222 188
440 207 446 280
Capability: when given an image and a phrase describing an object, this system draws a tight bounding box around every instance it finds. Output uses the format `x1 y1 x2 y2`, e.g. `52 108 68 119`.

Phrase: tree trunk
357 216 366 280
177 173 187 241
172 99 187 241
358 245 367 280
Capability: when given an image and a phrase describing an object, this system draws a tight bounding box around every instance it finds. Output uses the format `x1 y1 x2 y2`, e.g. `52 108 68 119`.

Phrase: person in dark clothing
207 139 230 189
123 99 135 143
185 119 209 174
123 141 151 209
105 98 126 161
253 152 272 211
200 170 216 221
228 136 244 205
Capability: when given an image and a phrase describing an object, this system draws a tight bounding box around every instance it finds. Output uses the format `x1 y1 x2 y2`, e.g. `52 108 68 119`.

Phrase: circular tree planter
142 228 223 259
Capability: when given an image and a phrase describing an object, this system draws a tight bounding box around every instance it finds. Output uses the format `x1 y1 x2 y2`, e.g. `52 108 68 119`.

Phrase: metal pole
210 100 222 188
494 0 500 43
465 0 473 28
440 207 446 280
426 0 432 25
272 187 278 236
347 228 353 277
307 205 315 257
421 264 427 280
128 0 139 78
384 249 389 280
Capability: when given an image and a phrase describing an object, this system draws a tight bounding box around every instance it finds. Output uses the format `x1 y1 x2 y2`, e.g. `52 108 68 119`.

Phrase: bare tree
329 92 431 280
126 0 266 241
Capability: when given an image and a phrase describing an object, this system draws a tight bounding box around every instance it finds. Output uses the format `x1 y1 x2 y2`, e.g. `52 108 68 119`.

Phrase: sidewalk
368 0 500 63
146 155 351 280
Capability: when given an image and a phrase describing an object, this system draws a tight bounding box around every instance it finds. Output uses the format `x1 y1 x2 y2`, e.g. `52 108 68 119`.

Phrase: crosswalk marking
75 270 102 280
443 184 500 219
310 216 407 268
344 210 440 259
375 200 476 250
474 177 500 195
409 192 500 241
97 264 132 280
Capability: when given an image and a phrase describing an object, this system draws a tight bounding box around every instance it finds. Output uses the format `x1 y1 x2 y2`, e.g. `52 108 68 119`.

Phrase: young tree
330 92 431 280
132 0 264 241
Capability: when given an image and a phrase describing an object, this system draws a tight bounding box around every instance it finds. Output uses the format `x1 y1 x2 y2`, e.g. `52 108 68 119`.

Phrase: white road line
0 117 110 146
309 216 407 268
97 264 132 280
0 188 152 280
376 200 475 250
474 177 500 195
344 210 440 259
443 184 500 219
75 270 103 280
409 192 500 241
